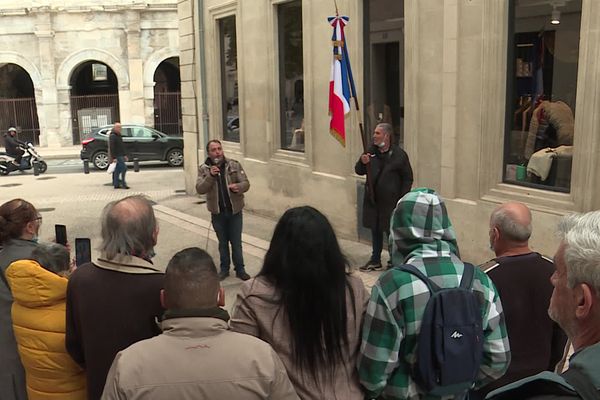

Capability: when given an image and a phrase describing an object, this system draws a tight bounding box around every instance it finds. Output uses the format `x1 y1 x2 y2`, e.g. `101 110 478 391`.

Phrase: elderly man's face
548 241 577 333
373 127 389 147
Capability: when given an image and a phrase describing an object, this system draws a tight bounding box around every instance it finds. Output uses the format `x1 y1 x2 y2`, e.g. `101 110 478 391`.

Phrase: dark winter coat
109 131 126 158
355 145 413 232
65 255 164 400
4 134 24 156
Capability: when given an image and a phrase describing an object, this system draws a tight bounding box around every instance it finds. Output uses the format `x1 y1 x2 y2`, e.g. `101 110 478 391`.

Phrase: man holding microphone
196 140 251 281
355 123 413 271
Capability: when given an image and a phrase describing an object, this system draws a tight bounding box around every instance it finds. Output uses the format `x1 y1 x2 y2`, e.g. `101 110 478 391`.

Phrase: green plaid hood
389 187 459 266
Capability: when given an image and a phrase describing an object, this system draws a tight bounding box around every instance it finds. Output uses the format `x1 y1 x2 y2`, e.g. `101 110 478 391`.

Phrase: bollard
133 158 140 172
33 161 39 176
83 159 90 174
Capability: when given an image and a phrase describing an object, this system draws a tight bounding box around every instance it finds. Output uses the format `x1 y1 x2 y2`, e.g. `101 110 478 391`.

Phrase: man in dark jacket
355 123 413 271
487 211 600 400
109 122 129 189
470 202 567 399
66 195 164 400
4 127 25 168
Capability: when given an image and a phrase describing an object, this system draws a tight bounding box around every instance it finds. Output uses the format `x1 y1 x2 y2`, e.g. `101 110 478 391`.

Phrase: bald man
470 202 567 399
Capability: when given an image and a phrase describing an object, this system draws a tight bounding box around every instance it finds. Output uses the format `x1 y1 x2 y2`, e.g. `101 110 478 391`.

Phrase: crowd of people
0 123 598 400
1 191 598 400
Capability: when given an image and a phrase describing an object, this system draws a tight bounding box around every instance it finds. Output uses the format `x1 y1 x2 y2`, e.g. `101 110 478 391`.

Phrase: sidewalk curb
43 153 80 160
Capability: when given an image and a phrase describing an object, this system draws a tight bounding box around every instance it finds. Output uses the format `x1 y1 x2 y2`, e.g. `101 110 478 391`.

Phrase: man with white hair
487 210 600 399
355 123 413 271
471 202 567 399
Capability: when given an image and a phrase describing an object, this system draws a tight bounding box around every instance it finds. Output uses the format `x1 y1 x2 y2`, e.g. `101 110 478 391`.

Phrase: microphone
213 158 221 176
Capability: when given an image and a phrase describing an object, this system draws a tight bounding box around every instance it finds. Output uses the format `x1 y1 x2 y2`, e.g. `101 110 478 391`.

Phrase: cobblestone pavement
0 169 384 309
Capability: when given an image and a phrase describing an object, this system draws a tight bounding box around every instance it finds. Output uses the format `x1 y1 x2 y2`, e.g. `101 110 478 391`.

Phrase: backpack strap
459 263 475 290
562 367 600 400
399 264 441 293
399 263 476 294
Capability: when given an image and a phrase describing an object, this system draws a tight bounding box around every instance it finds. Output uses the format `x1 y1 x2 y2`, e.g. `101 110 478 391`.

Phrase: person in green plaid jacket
357 188 511 399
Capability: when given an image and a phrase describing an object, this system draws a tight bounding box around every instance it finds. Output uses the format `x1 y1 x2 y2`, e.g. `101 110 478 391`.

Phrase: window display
504 0 581 192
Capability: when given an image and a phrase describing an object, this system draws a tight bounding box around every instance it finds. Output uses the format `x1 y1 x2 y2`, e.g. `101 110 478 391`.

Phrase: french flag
328 15 353 147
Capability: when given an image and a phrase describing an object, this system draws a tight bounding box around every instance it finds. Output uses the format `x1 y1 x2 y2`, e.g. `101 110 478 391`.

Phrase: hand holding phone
55 225 67 246
75 238 91 267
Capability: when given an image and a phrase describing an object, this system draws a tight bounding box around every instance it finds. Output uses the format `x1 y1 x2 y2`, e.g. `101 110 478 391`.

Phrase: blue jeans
112 156 127 188
211 211 245 273
370 220 389 264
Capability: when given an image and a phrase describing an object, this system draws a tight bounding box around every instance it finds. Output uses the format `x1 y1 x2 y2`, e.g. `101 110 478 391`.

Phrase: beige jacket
230 275 369 400
101 310 299 400
196 157 249 214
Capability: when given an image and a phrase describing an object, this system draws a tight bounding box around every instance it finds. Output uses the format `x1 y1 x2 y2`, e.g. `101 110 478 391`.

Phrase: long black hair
258 206 355 384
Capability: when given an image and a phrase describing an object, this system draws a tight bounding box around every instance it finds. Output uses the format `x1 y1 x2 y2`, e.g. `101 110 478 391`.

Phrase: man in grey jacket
196 139 250 281
102 247 299 400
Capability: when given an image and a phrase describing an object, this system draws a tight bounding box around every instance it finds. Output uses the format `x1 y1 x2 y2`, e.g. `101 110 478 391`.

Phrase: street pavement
0 166 384 311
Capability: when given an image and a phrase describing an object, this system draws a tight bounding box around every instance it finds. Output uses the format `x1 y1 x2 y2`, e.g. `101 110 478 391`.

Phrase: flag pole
341 28 374 202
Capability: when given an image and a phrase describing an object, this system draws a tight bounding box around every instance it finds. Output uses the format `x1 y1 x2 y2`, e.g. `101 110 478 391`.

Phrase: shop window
277 1 304 152
219 16 239 143
503 0 581 192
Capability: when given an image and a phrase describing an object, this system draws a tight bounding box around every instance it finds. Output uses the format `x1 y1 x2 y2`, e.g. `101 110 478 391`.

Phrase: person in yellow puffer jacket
5 243 86 400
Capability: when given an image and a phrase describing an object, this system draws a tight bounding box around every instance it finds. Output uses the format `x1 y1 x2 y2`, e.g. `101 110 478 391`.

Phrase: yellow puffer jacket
5 259 86 400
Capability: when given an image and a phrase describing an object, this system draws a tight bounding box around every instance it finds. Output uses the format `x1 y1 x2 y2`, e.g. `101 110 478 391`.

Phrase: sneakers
359 260 383 272
219 270 230 281
220 270 251 281
236 271 251 281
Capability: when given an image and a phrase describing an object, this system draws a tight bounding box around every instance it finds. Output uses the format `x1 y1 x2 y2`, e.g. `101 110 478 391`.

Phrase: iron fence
154 92 182 136
70 94 120 144
0 98 40 145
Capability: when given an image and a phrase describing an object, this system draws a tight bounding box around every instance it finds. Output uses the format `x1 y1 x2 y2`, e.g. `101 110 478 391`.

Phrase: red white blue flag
328 15 354 147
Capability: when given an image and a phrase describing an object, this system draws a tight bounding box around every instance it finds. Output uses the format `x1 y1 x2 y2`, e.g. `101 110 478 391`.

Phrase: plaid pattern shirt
357 189 510 400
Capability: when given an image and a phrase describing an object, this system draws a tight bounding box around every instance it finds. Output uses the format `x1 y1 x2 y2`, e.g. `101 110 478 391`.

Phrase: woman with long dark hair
230 206 368 399
0 199 43 400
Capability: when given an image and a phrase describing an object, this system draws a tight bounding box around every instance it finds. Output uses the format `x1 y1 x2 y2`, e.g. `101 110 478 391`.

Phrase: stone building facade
178 0 600 262
0 0 179 147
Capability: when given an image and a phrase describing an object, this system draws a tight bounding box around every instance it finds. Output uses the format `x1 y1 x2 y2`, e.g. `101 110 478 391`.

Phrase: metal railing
70 94 120 144
154 92 182 136
0 98 40 145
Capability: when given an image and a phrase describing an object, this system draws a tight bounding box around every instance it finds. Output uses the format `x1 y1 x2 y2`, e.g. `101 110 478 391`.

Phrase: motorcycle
0 142 48 176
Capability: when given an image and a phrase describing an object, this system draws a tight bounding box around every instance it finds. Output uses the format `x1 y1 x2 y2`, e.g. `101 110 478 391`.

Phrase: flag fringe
330 128 346 147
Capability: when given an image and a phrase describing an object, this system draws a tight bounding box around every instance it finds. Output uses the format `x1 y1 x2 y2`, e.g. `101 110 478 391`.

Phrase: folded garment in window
527 145 573 181
527 147 556 181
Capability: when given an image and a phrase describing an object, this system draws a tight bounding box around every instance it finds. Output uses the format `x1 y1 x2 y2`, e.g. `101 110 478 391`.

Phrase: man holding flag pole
328 8 413 271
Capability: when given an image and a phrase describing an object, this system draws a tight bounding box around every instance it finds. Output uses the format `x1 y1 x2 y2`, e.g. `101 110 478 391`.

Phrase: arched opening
153 57 182 136
69 60 120 144
0 63 40 145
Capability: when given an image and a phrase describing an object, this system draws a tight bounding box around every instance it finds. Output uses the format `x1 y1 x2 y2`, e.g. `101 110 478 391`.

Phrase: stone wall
0 1 178 147
179 0 600 263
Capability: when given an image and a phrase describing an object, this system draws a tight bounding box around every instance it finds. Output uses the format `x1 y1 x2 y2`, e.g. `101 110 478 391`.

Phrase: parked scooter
0 143 48 175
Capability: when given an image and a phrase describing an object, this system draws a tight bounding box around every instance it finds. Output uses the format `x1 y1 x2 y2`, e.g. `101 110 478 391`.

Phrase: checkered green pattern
358 188 510 400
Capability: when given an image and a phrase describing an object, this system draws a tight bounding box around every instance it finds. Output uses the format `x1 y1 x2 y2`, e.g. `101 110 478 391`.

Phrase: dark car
80 125 184 170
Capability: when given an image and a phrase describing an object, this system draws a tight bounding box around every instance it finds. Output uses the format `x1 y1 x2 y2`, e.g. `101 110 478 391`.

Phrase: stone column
34 11 62 147
144 83 156 127
56 88 72 146
124 10 145 124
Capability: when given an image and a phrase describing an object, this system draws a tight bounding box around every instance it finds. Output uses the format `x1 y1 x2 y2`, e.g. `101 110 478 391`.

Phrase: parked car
80 125 184 170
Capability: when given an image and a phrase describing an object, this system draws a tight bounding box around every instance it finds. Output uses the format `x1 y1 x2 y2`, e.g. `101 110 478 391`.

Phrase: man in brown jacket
101 247 299 400
196 139 250 281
